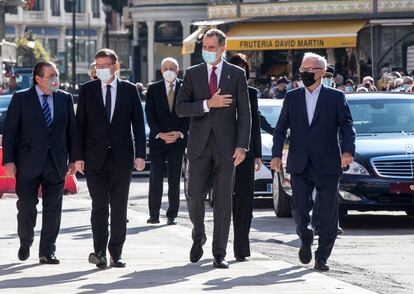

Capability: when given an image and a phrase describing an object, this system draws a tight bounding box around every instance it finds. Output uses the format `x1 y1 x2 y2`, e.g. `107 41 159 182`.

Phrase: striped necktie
42 94 52 128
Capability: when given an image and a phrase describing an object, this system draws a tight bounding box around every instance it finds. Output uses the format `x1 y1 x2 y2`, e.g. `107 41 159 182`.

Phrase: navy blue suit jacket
2 86 76 179
272 85 355 176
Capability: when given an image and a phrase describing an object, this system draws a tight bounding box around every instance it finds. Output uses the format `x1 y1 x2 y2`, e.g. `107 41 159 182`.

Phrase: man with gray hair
270 52 355 271
145 57 189 225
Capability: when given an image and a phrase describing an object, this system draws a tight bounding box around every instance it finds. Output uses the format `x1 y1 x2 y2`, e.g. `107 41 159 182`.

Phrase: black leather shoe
314 259 330 271
213 257 229 269
39 254 60 264
235 256 247 262
89 252 107 269
18 246 30 261
110 256 126 268
167 217 177 225
190 237 206 263
147 217 160 224
298 245 312 264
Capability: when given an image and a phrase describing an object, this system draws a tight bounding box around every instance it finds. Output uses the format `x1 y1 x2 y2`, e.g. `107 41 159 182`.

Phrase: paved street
0 176 412 293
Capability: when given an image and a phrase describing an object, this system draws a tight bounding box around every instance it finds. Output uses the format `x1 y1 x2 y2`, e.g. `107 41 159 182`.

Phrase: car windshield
258 104 281 133
348 99 414 134
0 96 12 109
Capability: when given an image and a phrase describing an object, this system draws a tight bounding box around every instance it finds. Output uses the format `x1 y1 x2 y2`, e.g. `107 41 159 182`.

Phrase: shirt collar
305 83 322 96
164 79 177 87
101 77 118 90
207 58 224 72
35 85 50 98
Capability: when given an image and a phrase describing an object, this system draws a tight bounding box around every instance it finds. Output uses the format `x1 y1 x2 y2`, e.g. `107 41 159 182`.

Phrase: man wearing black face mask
270 52 355 271
2 61 76 264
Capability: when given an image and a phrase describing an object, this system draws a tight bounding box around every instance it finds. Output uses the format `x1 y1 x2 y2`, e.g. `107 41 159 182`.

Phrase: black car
274 92 414 217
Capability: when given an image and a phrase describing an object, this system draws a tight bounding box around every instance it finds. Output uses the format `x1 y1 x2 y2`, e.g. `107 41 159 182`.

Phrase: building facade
5 0 106 83
128 0 208 84
207 0 414 84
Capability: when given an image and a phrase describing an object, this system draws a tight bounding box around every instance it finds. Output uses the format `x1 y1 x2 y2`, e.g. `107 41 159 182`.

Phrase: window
64 0 85 13
47 39 58 58
51 0 60 16
26 0 44 11
92 0 100 18
66 39 97 63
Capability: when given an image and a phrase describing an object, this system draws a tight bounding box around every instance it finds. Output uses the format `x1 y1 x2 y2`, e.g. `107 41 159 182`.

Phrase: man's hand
159 132 178 144
207 88 233 109
341 152 353 169
134 158 146 171
4 163 16 178
270 157 283 172
233 147 246 166
67 163 77 176
254 158 262 172
75 160 85 175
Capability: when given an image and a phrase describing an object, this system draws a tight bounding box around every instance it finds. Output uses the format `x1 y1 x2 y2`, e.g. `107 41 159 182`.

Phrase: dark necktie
105 84 111 121
42 94 52 128
209 66 218 97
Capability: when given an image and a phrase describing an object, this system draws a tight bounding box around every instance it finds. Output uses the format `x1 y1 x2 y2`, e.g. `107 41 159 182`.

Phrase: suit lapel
172 79 182 114
160 80 170 113
310 85 326 127
29 86 47 128
95 81 109 123
299 87 309 126
218 61 231 92
50 91 60 129
111 79 122 124
201 63 211 97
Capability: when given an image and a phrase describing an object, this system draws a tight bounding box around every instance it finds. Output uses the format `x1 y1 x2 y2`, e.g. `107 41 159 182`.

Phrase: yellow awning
226 20 366 51
182 26 208 55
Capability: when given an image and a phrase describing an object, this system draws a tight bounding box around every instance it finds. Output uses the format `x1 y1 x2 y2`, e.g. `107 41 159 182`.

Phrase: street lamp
102 4 112 48
68 0 76 89
27 31 35 49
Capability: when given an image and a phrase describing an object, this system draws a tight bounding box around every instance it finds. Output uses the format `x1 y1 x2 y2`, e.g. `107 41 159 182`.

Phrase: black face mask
300 72 317 87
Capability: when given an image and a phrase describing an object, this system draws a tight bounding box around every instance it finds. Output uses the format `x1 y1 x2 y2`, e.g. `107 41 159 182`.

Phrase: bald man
145 57 190 225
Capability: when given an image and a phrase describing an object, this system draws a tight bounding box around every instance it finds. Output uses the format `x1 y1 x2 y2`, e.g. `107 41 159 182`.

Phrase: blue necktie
42 94 52 128
105 84 111 122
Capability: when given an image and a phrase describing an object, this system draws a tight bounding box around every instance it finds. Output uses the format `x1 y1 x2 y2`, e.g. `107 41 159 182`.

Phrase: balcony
207 0 414 19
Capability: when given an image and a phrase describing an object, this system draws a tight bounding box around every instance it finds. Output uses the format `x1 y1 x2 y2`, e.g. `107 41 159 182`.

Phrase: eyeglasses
95 63 114 69
42 74 59 79
299 67 323 73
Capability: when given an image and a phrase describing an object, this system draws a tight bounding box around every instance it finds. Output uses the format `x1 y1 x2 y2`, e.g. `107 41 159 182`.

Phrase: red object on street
0 147 78 198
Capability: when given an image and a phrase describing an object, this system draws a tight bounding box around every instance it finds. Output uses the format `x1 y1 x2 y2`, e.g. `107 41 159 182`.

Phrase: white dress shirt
203 58 224 113
101 78 118 122
305 83 322 125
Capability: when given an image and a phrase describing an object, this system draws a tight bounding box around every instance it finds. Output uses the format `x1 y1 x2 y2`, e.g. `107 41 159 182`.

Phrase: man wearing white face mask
2 61 76 264
74 49 146 269
145 57 189 225
176 29 251 269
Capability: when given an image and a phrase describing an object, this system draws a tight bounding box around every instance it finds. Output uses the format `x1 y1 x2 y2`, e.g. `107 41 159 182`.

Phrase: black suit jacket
272 85 355 175
176 61 251 161
73 79 146 171
246 87 262 159
145 79 189 151
2 86 75 178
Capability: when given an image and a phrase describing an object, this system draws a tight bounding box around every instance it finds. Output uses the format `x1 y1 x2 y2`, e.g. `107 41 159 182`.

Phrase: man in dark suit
74 49 146 269
145 57 189 225
2 61 76 264
270 52 355 271
176 29 251 269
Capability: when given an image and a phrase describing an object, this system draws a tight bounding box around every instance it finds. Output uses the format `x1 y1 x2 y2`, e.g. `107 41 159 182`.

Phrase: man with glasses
74 49 146 269
2 61 76 264
270 52 355 271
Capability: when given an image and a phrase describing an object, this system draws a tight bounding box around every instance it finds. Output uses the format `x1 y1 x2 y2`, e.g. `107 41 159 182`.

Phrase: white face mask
96 68 113 83
163 70 177 83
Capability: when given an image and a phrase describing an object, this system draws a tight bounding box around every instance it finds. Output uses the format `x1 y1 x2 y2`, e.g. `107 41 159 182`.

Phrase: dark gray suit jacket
176 61 251 161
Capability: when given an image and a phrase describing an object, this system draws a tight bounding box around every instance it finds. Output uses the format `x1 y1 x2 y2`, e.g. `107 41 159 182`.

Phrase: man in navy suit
145 57 189 225
2 61 76 264
270 52 355 271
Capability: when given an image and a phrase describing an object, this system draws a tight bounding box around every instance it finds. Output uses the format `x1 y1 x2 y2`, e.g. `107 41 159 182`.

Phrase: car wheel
272 171 291 217
405 209 414 216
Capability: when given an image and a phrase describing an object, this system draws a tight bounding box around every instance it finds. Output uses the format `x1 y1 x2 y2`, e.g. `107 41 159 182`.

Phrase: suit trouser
290 160 340 262
85 150 132 258
16 151 64 257
232 157 255 258
187 132 235 258
148 143 185 219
